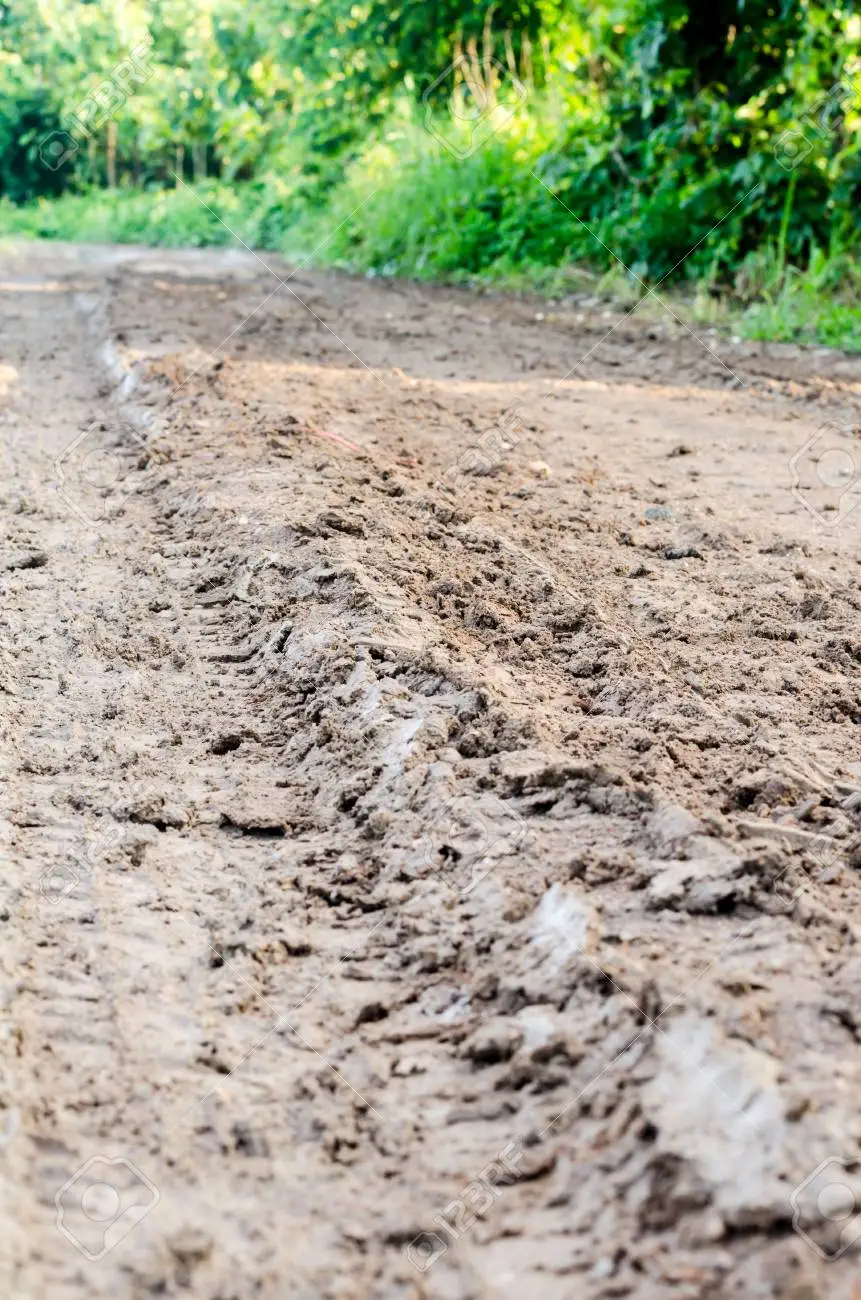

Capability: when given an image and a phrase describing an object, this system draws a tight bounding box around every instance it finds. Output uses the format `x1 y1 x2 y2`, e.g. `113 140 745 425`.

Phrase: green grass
0 183 278 247
732 247 861 352
3 109 860 354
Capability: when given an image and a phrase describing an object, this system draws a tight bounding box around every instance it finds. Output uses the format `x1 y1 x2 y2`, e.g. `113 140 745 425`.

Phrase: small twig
307 426 364 454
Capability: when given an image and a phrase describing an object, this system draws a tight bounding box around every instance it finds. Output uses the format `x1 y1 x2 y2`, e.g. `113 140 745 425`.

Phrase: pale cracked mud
1 239 861 1299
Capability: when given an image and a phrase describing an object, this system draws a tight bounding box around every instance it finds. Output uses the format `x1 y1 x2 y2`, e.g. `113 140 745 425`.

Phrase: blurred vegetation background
1 1 860 346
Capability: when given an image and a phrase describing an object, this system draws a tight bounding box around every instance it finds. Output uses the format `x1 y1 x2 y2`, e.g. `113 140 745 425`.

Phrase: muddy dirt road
2 239 861 1299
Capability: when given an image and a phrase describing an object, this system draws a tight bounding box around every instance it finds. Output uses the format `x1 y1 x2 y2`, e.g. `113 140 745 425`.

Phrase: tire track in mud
2 242 861 1298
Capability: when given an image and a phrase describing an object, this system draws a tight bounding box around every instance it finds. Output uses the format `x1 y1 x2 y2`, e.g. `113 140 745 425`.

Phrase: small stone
6 551 48 571
231 1121 270 1157
513 1146 557 1181
462 1019 524 1066
526 460 552 479
647 805 702 854
473 973 499 1000
664 545 703 560
168 1227 213 1265
530 882 601 962
366 808 393 838
392 1055 430 1077
355 1000 389 1026
281 928 313 957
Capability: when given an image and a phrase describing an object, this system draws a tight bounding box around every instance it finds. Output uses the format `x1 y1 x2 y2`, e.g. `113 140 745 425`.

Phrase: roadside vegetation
2 1 860 350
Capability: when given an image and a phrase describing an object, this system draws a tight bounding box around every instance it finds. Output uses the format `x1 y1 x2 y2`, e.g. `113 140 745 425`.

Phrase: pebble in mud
461 1020 524 1066
663 543 703 559
5 550 49 571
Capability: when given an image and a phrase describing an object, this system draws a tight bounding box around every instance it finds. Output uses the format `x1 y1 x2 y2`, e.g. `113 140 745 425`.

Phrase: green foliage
538 1 861 279
1 0 861 351
283 0 557 147
737 244 861 350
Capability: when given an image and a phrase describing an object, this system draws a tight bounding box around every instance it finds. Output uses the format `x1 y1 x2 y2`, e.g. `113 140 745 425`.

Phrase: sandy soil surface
2 238 861 1299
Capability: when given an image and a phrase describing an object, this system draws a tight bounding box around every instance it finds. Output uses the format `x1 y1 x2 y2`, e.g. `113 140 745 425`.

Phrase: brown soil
2 239 861 1299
